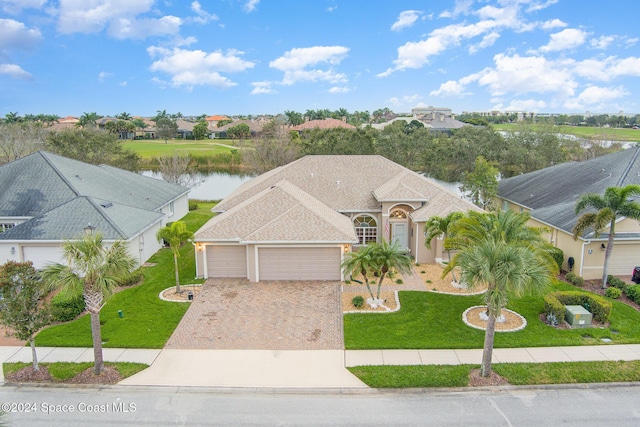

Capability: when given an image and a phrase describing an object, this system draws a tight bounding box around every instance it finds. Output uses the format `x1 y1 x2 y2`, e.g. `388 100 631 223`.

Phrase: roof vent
100 202 113 208
336 180 341 185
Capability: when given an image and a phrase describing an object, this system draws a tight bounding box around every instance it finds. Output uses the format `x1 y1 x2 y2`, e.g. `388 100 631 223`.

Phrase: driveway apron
165 279 344 350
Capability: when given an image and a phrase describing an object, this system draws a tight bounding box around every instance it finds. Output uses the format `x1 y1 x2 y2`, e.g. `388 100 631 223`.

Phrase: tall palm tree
156 221 194 293
424 212 463 281
573 185 640 288
370 239 412 299
444 210 557 377
341 244 376 300
42 233 135 375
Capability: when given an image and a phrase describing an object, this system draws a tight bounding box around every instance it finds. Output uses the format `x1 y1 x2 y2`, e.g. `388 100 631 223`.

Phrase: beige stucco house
194 155 481 282
497 147 640 280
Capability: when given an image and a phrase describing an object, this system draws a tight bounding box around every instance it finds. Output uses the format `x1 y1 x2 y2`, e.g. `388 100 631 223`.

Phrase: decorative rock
451 281 468 289
479 310 506 323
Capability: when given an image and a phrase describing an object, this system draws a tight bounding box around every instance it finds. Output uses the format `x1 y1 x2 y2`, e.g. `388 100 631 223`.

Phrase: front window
501 200 509 212
0 223 15 233
353 215 377 245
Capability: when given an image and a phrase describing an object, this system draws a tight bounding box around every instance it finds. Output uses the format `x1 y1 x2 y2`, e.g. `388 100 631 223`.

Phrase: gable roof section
411 191 483 222
0 196 163 241
498 147 640 234
291 118 356 131
195 180 358 244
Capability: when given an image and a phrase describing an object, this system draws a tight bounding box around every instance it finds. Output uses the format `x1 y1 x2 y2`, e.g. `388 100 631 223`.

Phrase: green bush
352 295 364 308
548 246 564 272
624 284 640 304
564 272 584 287
51 293 85 322
565 272 576 283
188 200 199 211
544 291 612 323
395 279 403 284
607 276 627 290
118 271 144 287
605 287 622 299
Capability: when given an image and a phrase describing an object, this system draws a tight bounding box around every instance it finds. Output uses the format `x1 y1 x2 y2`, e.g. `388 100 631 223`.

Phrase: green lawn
34 202 216 349
349 360 640 388
3 361 147 381
123 139 239 160
493 123 640 142
344 281 640 349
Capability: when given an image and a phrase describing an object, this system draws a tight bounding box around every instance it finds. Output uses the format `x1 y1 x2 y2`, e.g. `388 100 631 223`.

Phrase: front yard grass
34 202 216 349
344 281 640 349
3 361 148 381
349 360 640 388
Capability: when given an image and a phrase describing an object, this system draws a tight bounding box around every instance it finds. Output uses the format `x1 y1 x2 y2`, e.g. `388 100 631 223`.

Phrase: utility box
565 305 592 328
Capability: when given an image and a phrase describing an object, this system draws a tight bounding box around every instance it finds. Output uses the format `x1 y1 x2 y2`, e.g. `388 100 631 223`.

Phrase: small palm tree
42 233 135 375
573 185 640 288
341 244 376 300
444 210 557 377
424 212 463 281
156 221 194 293
370 239 412 299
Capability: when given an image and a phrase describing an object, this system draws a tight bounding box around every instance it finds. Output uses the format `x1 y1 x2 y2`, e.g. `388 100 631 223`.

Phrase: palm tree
444 210 557 377
424 212 463 281
573 184 640 288
42 233 135 375
156 221 193 293
341 244 376 300
370 239 412 299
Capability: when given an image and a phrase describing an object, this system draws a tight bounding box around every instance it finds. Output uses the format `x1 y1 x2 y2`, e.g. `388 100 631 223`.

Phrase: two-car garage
203 245 343 282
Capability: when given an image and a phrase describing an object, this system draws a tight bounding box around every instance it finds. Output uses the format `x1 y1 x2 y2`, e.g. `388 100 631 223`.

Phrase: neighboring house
206 115 230 128
194 155 481 282
212 120 264 138
291 118 356 132
0 151 189 269
496 147 640 280
366 114 468 132
176 119 196 139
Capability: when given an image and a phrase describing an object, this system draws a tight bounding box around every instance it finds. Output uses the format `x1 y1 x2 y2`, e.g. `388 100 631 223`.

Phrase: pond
141 170 254 200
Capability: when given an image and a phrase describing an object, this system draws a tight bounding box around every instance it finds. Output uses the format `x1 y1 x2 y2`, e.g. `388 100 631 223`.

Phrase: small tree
341 245 376 300
424 212 463 281
459 155 499 210
157 152 199 187
156 221 194 293
226 123 251 140
370 239 412 299
0 261 51 371
192 121 210 140
155 117 178 143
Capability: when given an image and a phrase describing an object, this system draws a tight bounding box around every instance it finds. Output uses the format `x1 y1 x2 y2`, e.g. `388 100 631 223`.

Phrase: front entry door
391 222 408 249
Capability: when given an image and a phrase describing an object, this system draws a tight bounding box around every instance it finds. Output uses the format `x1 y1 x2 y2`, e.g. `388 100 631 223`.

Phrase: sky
1 0 640 117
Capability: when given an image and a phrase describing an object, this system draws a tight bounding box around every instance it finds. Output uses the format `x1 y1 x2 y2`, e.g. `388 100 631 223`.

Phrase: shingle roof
291 118 356 131
498 147 640 234
0 151 188 241
195 180 358 243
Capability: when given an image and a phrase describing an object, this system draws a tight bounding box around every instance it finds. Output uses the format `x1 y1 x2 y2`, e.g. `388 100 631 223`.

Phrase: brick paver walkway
165 279 343 350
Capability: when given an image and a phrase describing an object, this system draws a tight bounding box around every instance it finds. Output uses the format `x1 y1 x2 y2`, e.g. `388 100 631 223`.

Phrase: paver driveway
165 279 343 350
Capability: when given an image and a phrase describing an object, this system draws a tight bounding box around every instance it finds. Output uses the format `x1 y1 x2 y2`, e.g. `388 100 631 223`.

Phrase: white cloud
572 56 640 81
270 46 349 85
439 0 474 18
590 35 615 50
250 81 275 95
526 0 559 13
56 0 181 39
148 46 255 88
97 71 112 82
1 0 46 14
564 85 628 110
541 18 567 30
119 80 127 86
430 79 470 97
538 28 587 52
0 19 42 52
391 10 422 32
244 0 259 13
502 99 547 111
468 32 499 54
328 86 350 93
387 97 401 107
191 1 218 24
0 63 33 80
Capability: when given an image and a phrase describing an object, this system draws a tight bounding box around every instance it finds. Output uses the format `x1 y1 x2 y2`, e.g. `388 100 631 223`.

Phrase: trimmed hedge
564 272 584 287
51 293 85 322
624 284 640 304
549 246 564 272
607 275 627 290
118 271 144 287
543 291 612 323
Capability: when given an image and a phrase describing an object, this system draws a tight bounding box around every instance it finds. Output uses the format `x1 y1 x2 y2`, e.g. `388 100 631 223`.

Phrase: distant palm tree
341 244 376 300
424 212 463 281
156 221 194 293
573 184 640 288
445 210 557 377
42 233 135 375
370 239 412 299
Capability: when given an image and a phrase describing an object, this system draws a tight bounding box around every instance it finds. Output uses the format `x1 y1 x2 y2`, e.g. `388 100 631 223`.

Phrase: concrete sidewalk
3 344 640 387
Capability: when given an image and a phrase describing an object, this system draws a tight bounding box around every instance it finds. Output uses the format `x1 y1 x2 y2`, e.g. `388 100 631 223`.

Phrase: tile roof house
291 118 356 132
194 155 481 282
0 151 189 269
497 147 640 280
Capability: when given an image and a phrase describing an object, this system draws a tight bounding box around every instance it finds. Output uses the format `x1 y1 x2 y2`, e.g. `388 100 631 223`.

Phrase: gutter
579 239 591 277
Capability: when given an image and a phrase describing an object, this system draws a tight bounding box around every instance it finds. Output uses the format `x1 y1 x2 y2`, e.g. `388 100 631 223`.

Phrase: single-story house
212 119 265 138
194 155 481 282
0 151 189 269
496 147 640 280
291 118 356 132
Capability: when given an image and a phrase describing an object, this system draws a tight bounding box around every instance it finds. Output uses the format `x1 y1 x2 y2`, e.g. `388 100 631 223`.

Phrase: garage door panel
22 246 64 270
608 244 640 276
207 245 247 278
259 247 340 281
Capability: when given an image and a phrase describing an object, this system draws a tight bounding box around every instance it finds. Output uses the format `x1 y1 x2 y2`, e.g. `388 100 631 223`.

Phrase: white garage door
258 247 341 281
22 246 65 270
607 243 640 276
207 245 247 278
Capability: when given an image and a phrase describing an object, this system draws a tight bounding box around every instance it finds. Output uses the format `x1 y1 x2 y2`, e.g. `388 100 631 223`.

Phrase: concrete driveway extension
165 279 343 350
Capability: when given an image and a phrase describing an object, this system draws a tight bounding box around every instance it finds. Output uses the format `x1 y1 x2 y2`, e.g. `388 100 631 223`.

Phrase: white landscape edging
462 305 528 332
344 291 401 314
158 284 203 303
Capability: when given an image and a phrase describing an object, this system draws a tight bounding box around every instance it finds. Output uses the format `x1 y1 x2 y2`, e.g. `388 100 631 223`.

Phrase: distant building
411 106 452 116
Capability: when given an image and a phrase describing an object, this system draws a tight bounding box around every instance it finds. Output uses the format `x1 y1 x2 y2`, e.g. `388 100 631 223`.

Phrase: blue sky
1 0 640 117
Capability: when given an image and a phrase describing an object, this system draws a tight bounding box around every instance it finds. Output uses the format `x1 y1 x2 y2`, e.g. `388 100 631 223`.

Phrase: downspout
193 242 199 279
579 239 591 278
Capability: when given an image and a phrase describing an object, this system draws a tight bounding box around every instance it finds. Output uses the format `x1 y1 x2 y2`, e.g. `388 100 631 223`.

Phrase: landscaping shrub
118 271 144 287
607 275 626 290
565 272 576 283
543 291 612 323
564 272 584 287
188 200 199 211
51 293 85 322
624 284 640 304
549 246 564 272
395 279 403 284
352 295 364 308
605 287 622 299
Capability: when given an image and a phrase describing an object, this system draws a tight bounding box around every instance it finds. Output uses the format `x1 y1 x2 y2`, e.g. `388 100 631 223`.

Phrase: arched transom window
390 209 407 219
353 215 377 245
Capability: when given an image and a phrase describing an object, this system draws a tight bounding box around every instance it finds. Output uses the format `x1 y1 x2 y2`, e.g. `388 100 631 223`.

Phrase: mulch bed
468 368 510 387
5 365 122 385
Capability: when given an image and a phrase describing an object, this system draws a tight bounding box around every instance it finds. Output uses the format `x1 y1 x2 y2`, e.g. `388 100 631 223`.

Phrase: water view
141 170 254 200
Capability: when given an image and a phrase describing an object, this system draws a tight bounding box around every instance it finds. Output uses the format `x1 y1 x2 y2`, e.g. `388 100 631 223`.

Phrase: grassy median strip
3 362 148 381
34 202 217 349
349 360 640 388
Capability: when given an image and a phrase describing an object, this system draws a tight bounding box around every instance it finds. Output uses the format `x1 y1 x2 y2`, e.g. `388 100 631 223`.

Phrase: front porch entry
389 208 409 250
